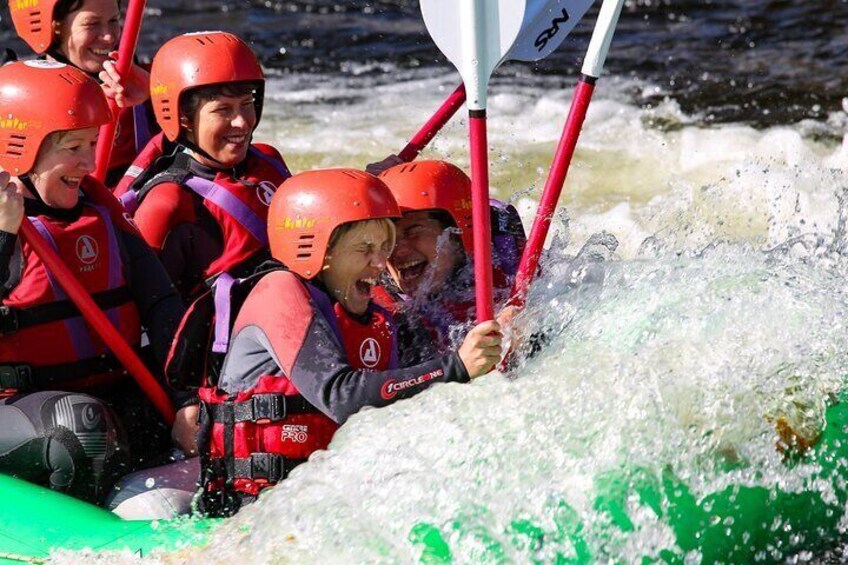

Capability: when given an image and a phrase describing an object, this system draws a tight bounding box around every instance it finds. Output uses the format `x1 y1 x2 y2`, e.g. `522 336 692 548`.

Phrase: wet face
186 92 256 168
55 0 120 74
388 210 464 297
27 128 98 209
320 221 395 315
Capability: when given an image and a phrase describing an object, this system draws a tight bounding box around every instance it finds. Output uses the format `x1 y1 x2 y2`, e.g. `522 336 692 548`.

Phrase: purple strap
212 273 236 354
132 104 153 154
248 147 292 179
489 198 521 277
28 217 97 360
118 190 140 214
90 204 123 329
185 177 268 245
306 283 344 347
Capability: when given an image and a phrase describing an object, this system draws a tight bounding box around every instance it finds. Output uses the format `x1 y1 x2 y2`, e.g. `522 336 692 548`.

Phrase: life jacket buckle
0 306 19 336
0 365 32 390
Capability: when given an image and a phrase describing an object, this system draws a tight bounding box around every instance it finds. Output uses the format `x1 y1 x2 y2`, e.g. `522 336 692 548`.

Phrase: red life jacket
118 142 291 284
0 202 141 392
191 270 398 516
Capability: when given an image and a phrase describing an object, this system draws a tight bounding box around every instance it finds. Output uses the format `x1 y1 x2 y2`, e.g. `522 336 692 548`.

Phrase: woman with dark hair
7 0 157 185
116 31 291 301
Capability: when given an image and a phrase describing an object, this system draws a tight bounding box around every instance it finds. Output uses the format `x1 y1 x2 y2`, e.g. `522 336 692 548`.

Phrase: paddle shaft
93 0 147 182
18 220 175 425
510 0 626 305
469 110 495 322
398 84 466 162
511 75 595 305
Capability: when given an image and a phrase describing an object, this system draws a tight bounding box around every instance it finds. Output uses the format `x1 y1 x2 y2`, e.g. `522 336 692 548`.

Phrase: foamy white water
50 72 848 564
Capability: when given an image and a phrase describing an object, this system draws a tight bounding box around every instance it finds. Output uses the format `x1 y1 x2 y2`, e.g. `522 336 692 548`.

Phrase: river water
12 0 847 562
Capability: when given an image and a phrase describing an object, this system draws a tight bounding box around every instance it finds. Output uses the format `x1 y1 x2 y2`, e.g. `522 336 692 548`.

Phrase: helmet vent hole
296 252 311 259
299 234 315 240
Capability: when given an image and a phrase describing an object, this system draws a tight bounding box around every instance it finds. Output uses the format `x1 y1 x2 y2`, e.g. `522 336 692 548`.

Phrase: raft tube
0 473 217 564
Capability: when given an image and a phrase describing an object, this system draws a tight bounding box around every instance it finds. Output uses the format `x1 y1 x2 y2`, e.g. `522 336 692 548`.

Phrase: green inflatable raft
0 392 846 563
0 475 217 564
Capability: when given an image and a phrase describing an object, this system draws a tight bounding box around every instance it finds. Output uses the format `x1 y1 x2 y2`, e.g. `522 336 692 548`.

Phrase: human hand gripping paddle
92 0 148 183
420 0 527 322
396 0 596 163
510 0 627 308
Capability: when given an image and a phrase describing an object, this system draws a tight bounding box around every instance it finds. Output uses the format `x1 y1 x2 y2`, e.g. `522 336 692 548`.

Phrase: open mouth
396 259 428 282
354 277 377 298
61 176 82 190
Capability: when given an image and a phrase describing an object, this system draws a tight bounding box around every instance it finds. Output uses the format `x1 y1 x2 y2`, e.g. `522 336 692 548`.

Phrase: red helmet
149 31 264 141
8 0 60 54
379 160 474 256
269 169 401 279
0 61 112 175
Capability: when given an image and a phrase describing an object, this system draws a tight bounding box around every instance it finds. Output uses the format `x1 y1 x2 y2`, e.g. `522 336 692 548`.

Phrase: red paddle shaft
469 110 494 322
398 84 466 163
93 0 148 182
18 219 175 424
510 75 596 307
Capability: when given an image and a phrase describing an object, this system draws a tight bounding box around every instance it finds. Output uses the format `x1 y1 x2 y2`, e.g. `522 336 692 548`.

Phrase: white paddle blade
581 0 625 77
507 0 597 62
422 0 526 110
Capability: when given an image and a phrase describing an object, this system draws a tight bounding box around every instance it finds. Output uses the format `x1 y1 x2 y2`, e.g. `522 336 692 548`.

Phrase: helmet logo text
279 217 317 230
0 117 28 131
10 0 38 12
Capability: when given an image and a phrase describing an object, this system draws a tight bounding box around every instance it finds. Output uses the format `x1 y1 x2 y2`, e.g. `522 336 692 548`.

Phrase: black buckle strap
0 365 32 389
0 356 123 391
0 287 132 336
208 393 316 424
0 306 18 336
212 453 306 483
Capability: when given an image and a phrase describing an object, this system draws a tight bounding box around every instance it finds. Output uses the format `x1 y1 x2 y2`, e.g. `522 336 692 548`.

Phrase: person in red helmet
7 0 158 185
189 169 502 516
0 61 185 502
115 31 291 301
378 160 526 347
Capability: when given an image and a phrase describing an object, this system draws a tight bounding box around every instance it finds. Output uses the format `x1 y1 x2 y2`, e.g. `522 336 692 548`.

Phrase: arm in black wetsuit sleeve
220 271 469 425
290 312 469 424
116 229 186 370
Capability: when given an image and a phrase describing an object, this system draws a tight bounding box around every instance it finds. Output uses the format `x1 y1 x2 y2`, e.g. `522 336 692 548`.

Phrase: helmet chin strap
18 174 82 221
19 174 46 206
177 130 256 172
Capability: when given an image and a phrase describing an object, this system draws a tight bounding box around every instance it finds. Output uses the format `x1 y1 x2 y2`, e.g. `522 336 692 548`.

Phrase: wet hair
53 0 121 25
179 81 260 126
327 218 397 256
